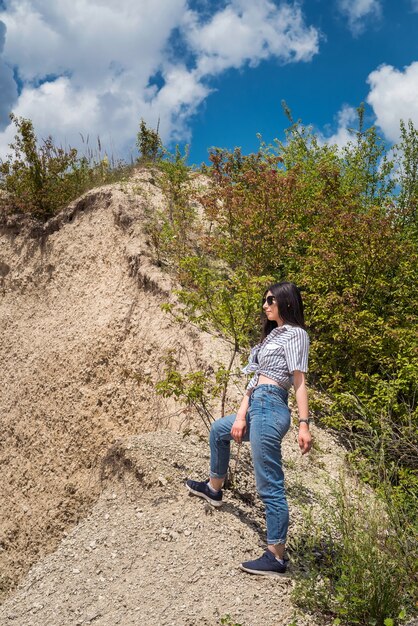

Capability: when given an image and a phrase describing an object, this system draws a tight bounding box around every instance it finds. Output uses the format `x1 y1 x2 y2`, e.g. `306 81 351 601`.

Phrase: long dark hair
261 281 306 340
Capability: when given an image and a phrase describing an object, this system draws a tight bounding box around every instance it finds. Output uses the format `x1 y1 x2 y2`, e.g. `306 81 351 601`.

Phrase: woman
186 281 312 576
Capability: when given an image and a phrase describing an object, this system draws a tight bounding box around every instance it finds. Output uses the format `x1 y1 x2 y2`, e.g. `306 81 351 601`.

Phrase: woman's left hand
294 371 312 455
298 424 312 455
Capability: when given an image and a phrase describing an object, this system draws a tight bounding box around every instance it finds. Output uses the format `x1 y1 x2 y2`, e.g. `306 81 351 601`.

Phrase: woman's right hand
231 414 247 443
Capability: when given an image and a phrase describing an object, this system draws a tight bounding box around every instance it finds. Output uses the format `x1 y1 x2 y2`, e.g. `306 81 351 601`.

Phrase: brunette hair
261 281 306 339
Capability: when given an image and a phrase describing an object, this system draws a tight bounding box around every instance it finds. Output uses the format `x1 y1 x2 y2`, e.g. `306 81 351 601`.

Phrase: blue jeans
209 384 291 544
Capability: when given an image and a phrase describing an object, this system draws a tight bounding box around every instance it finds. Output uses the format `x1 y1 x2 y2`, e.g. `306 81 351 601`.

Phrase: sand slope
0 170 234 601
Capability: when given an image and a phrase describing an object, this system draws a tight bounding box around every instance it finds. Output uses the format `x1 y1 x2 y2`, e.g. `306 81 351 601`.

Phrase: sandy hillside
0 169 236 602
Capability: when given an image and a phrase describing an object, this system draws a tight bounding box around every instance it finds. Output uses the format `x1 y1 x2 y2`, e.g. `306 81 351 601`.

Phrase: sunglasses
262 295 276 306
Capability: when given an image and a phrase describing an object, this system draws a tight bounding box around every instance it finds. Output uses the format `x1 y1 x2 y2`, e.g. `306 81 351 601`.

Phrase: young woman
186 281 312 576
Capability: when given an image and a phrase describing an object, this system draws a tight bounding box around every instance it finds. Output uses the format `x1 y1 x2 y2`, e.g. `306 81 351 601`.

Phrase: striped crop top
242 324 309 391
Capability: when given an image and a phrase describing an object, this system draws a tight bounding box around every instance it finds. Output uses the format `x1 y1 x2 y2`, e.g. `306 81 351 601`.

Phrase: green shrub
291 477 416 625
144 145 197 266
140 110 417 530
220 616 242 626
190 117 418 511
136 118 162 163
0 114 128 220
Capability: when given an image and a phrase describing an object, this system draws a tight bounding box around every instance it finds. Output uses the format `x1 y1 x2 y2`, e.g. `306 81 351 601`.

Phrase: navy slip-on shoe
185 479 223 507
240 550 287 576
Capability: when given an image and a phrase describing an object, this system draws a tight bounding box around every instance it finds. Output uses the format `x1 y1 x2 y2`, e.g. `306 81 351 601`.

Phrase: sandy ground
0 428 347 626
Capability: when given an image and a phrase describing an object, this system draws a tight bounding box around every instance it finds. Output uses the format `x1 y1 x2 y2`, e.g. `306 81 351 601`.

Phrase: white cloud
320 104 358 148
337 0 381 35
0 20 18 127
411 0 418 11
367 62 418 142
0 0 320 160
319 62 418 150
185 0 320 76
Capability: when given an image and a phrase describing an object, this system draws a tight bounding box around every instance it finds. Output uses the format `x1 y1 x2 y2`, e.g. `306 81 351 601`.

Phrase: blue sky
0 0 417 165
188 0 418 163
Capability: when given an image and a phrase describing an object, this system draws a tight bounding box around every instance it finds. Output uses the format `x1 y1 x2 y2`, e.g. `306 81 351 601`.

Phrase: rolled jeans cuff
209 471 227 480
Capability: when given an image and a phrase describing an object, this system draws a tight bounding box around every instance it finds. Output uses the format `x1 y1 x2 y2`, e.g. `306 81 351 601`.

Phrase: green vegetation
0 114 131 220
155 348 226 431
149 107 417 625
291 478 414 625
220 615 243 626
136 117 163 163
0 116 177 223
153 109 417 503
143 143 197 267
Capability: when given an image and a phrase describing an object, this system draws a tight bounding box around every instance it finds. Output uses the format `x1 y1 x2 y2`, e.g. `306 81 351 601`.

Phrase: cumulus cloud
319 104 358 148
337 0 381 35
0 0 320 159
184 0 320 75
0 20 18 129
320 62 418 149
367 62 418 142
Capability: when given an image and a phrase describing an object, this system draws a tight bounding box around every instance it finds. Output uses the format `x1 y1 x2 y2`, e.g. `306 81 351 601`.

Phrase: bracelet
298 419 311 426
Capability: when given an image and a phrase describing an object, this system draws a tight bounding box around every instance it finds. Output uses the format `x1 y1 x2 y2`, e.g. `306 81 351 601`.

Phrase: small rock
204 503 213 515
